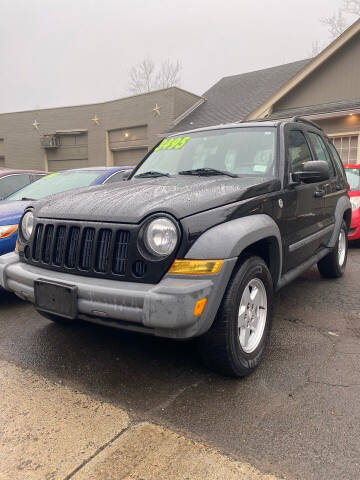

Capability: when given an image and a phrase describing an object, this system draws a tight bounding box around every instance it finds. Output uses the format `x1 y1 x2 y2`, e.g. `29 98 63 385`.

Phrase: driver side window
287 130 313 173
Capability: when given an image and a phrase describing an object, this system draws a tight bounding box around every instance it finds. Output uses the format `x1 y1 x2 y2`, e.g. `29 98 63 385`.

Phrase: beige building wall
0 87 202 171
274 32 360 112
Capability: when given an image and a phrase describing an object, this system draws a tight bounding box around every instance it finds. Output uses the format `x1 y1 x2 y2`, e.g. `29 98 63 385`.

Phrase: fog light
194 298 207 316
168 259 223 275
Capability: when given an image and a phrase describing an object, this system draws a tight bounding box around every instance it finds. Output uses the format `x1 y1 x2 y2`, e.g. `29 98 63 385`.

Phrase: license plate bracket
34 279 78 319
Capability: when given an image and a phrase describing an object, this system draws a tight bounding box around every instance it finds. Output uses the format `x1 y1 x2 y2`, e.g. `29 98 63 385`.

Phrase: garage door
113 148 148 167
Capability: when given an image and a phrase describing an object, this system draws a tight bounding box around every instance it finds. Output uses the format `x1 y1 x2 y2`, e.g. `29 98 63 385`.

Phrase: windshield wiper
135 171 170 178
178 168 238 178
21 197 35 201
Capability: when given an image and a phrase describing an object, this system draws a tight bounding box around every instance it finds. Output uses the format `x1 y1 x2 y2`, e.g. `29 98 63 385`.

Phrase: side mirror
292 160 330 184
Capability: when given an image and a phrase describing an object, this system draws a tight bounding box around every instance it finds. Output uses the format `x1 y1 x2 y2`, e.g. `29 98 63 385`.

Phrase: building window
331 135 359 165
0 156 5 167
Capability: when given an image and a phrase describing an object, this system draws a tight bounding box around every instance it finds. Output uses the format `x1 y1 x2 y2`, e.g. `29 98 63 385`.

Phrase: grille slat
80 228 95 270
42 225 54 263
65 227 80 268
112 230 130 275
53 226 66 266
95 229 112 273
33 224 44 261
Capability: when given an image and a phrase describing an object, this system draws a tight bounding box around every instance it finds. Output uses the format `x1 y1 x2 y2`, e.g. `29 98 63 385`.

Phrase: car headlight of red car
350 197 360 212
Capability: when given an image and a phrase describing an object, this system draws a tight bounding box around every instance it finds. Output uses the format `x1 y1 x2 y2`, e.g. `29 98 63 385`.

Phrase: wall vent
40 135 60 149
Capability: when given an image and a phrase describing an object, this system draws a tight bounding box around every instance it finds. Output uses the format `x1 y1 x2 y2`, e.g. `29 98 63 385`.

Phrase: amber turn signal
168 259 223 275
194 298 207 316
0 225 18 239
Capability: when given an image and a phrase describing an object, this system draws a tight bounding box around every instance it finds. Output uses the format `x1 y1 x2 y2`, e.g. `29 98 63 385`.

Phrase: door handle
314 189 325 198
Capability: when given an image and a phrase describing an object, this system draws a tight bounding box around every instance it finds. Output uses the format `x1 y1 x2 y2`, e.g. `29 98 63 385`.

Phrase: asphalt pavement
1 247 360 480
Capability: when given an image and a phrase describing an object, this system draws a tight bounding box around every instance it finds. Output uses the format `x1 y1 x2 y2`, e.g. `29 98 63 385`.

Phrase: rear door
282 128 329 272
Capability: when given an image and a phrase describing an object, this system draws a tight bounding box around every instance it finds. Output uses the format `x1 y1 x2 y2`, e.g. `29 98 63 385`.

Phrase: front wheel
197 256 273 377
318 221 348 278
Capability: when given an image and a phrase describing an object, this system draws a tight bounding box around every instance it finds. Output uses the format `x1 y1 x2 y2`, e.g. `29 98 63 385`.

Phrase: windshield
134 127 277 178
345 168 360 191
5 170 103 201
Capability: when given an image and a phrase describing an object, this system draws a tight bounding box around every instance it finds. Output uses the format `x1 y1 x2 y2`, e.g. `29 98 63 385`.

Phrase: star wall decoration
32 120 40 130
92 115 100 125
153 104 161 116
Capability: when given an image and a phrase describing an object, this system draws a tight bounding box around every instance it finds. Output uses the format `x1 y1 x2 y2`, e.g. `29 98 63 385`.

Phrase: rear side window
0 174 31 198
287 130 313 172
307 132 335 177
327 141 346 175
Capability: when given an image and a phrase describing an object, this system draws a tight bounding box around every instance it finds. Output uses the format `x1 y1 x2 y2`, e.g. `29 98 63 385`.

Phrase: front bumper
0 253 237 339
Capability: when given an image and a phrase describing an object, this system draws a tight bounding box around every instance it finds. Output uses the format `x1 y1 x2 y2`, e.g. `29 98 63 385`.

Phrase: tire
37 310 76 325
197 256 274 377
317 220 348 278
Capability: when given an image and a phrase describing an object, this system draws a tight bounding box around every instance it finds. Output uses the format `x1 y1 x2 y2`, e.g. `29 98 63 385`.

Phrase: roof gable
247 18 360 120
170 59 310 133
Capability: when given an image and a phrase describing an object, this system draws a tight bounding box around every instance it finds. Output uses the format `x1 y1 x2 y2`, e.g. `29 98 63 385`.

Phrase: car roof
0 168 47 177
167 121 281 137
54 166 133 173
166 118 328 138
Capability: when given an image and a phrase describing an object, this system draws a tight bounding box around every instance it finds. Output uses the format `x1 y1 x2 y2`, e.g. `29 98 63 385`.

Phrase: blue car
0 166 132 256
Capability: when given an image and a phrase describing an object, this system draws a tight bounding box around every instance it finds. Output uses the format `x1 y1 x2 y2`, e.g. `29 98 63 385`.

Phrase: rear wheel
197 256 273 377
318 220 348 278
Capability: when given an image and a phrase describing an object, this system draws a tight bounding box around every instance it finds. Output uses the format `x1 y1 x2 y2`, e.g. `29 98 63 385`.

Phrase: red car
0 168 47 199
344 164 360 241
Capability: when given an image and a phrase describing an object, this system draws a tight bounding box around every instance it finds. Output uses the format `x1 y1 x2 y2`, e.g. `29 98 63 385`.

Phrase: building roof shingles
171 59 311 133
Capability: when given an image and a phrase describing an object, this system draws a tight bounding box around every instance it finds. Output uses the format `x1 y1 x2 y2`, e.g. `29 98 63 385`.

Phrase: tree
309 40 323 56
343 0 360 16
320 10 349 39
320 0 360 40
128 58 156 95
155 59 182 90
128 58 182 94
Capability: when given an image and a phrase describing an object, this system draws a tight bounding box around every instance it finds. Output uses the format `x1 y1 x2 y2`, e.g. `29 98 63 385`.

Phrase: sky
0 0 350 113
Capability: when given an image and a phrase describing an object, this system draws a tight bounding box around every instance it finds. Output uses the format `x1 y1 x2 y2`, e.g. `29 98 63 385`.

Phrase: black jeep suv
0 118 351 377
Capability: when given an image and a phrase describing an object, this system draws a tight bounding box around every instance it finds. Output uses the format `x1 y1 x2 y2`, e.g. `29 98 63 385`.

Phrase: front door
282 128 330 272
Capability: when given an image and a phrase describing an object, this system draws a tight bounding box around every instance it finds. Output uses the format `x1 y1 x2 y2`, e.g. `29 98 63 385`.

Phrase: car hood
35 176 280 223
0 200 31 225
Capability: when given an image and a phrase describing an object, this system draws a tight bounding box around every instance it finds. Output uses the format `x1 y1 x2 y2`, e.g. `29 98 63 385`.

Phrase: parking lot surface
1 248 360 480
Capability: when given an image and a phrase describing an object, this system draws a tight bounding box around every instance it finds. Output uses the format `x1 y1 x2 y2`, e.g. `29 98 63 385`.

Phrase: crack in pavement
63 423 133 480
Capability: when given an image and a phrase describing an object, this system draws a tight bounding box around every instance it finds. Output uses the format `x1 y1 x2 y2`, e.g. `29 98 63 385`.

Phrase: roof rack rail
290 116 323 131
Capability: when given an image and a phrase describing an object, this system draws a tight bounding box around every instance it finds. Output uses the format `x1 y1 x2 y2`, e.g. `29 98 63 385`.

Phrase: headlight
20 211 34 240
0 225 18 239
144 217 178 257
350 197 360 212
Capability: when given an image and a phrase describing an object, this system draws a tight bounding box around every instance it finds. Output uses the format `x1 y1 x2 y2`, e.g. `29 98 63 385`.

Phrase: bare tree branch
128 58 182 94
343 0 360 16
320 10 349 39
128 58 155 94
308 40 323 57
155 59 182 89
